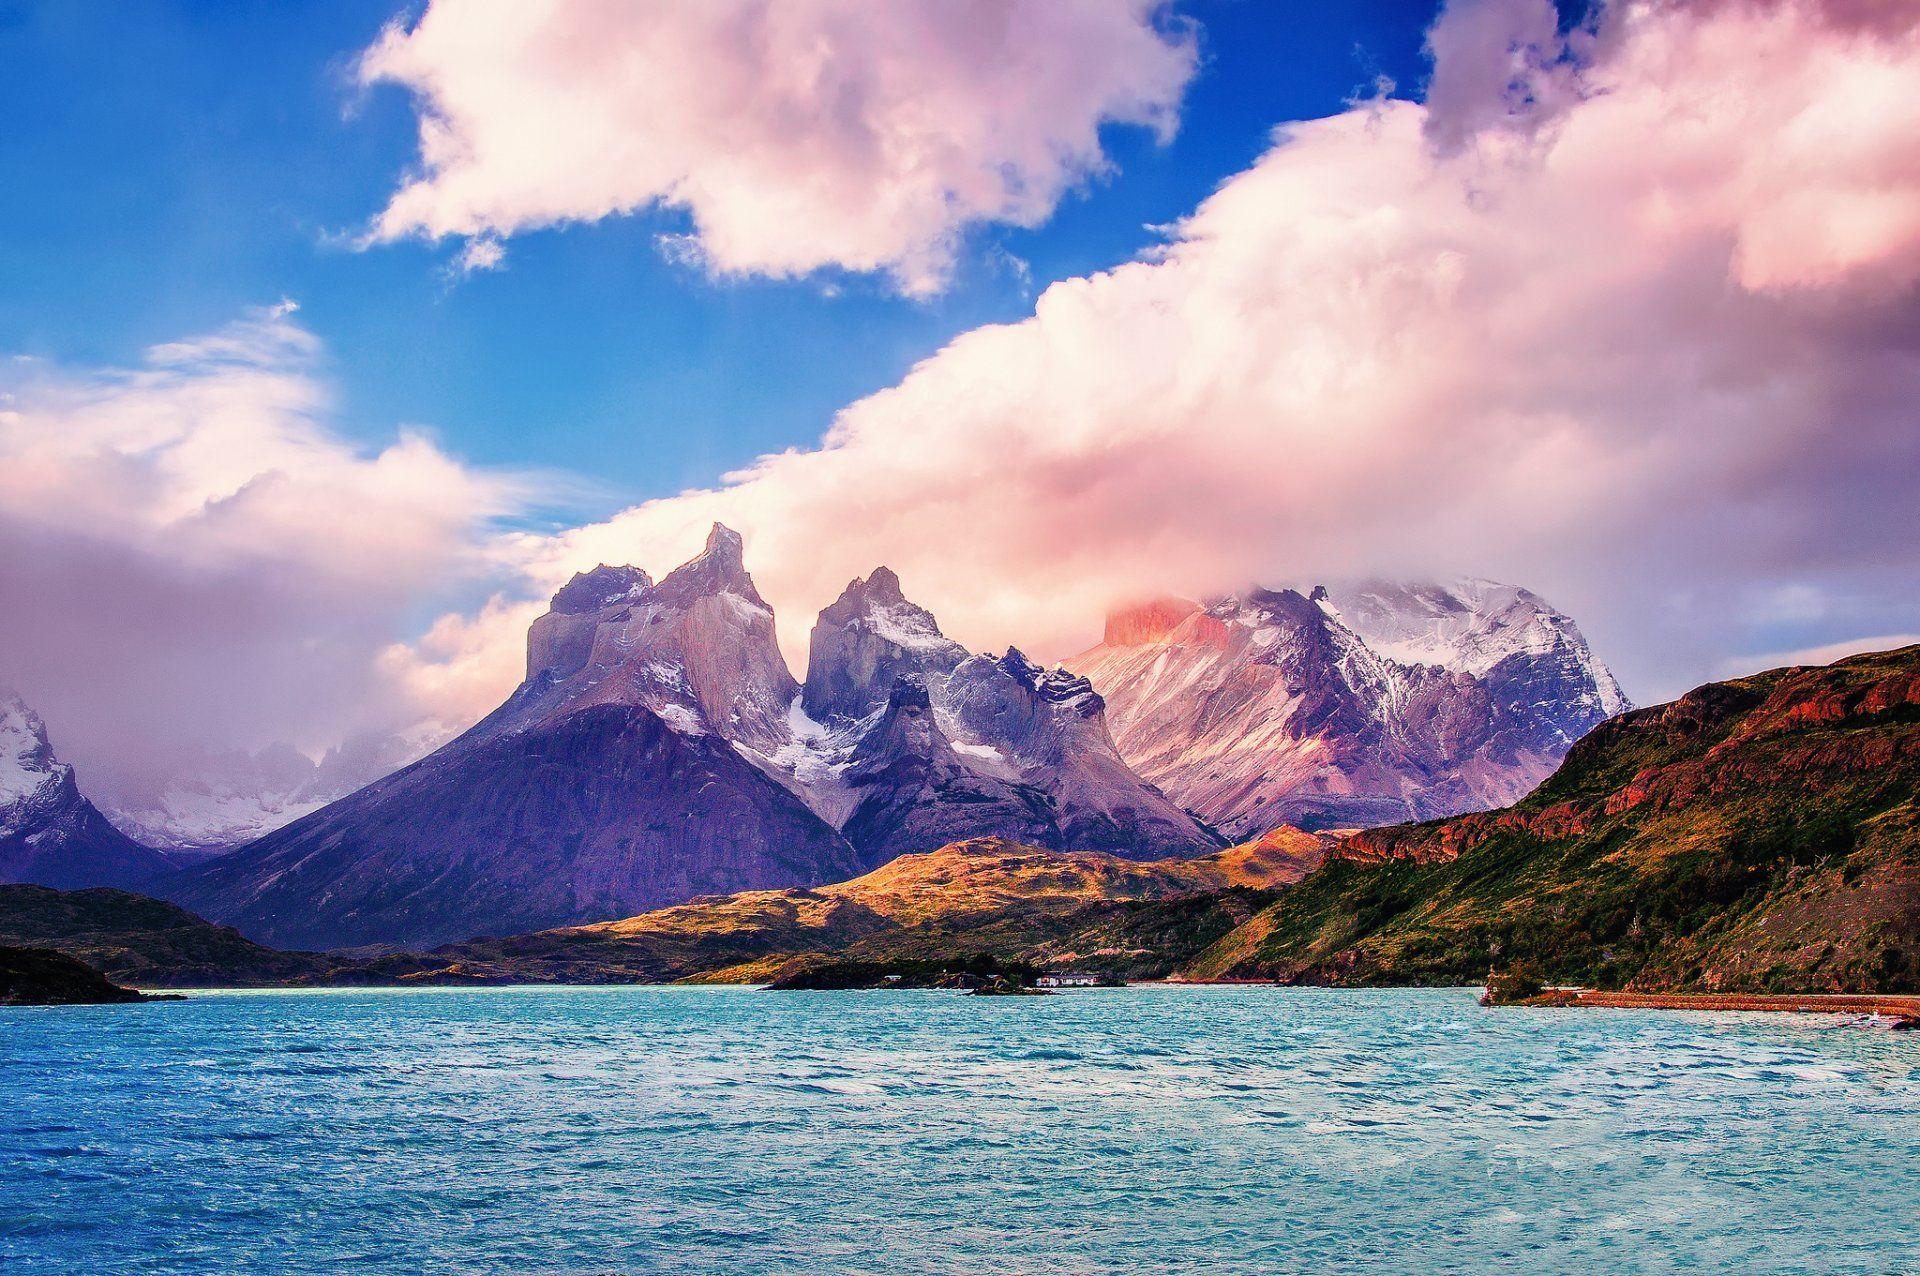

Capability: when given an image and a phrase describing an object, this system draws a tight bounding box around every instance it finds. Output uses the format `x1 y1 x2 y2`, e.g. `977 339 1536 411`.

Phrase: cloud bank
361 0 1198 293
407 0 1917 707
0 305 521 796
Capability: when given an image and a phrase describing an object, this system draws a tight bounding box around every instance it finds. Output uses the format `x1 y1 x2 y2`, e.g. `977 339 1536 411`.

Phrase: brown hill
362 831 1328 985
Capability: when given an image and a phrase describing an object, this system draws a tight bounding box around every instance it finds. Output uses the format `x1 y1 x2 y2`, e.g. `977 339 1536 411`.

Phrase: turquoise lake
4 986 1918 1274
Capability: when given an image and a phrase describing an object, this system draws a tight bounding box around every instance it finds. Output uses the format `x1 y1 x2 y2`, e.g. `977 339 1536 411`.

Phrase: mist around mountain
92 730 440 860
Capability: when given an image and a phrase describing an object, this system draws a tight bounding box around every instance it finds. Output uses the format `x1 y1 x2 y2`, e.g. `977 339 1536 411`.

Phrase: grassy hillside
0 885 333 987
1190 647 1920 992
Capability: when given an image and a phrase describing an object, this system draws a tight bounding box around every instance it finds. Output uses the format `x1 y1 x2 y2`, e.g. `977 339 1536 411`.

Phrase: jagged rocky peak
1067 575 1630 836
1 689 171 890
998 648 1100 709
505 523 797 752
652 522 764 607
802 566 967 723
0 689 65 820
943 648 1108 760
551 564 653 615
527 564 654 681
1103 597 1202 647
1322 578 1629 716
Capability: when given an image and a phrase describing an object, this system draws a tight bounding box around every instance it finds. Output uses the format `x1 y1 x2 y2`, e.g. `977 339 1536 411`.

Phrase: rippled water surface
5 986 1919 1274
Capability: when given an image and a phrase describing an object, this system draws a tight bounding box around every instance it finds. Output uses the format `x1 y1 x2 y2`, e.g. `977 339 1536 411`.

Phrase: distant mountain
162 529 1216 951
1066 579 1627 835
0 690 172 890
94 731 436 860
1185 645 1920 993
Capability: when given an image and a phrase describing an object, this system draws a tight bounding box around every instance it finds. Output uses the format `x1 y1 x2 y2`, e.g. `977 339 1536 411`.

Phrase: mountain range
4 529 1628 951
10 646 1910 996
157 527 1217 948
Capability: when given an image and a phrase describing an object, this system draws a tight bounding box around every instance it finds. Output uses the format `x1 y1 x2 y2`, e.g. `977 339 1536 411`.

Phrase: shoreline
1518 989 1920 1017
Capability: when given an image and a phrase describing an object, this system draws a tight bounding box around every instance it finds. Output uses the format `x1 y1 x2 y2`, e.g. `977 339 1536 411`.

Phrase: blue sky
0 0 1444 521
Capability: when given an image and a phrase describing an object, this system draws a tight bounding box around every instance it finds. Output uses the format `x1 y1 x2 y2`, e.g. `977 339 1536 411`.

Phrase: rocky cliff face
0 691 172 890
801 567 968 723
503 524 799 753
1190 644 1920 993
1066 579 1626 835
766 574 1222 866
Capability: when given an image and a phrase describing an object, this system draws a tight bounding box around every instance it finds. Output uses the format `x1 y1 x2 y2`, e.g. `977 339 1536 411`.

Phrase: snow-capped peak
1321 578 1628 715
0 689 66 816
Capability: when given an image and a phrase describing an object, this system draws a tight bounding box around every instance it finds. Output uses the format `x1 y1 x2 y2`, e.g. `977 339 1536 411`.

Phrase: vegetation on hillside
1193 647 1920 993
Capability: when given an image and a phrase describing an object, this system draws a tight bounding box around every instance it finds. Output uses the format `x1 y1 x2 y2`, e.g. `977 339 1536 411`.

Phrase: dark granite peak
551 565 652 615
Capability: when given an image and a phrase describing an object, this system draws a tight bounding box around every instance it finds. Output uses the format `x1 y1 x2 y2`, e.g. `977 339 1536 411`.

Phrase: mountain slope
0 690 172 890
1066 579 1625 835
167 700 861 952
1189 646 1920 992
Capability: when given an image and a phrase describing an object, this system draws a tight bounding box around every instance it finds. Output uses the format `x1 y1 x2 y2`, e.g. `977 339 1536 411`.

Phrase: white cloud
358 0 1198 293
396 0 1920 711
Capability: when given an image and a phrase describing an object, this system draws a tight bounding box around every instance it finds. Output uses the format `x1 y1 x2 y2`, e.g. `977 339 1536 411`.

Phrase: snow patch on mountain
0 690 64 820
1069 577 1630 835
1323 579 1628 716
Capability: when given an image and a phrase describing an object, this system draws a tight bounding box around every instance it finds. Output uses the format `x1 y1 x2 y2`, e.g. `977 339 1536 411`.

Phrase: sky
1 0 1917 798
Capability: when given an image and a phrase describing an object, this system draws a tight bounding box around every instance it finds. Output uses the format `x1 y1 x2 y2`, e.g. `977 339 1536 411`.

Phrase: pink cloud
0 305 524 801
360 0 1198 294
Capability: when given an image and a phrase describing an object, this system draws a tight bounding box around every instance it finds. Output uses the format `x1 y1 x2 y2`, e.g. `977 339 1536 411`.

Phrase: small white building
1035 971 1102 988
